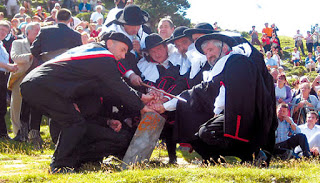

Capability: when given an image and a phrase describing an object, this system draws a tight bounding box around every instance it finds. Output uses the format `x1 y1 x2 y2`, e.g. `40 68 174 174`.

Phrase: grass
2 35 320 182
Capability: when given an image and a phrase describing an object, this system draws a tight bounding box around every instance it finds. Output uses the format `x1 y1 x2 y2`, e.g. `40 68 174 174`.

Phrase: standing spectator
35 6 47 22
90 5 103 23
249 25 263 51
0 21 18 139
291 47 301 66
313 24 320 52
275 74 292 105
104 0 127 26
79 0 91 13
213 22 221 31
90 0 98 10
157 17 175 40
31 8 82 62
305 52 317 72
293 30 305 55
262 23 273 38
261 33 271 52
271 23 279 37
265 51 278 70
6 0 19 17
8 22 40 138
305 31 314 53
21 0 32 14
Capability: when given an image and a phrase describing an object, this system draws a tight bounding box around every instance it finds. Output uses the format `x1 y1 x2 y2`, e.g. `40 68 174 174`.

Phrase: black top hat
195 32 238 54
143 33 167 51
167 26 190 43
184 23 216 36
115 5 149 26
100 32 133 51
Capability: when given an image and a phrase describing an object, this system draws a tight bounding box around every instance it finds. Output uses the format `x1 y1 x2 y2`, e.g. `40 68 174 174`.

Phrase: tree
135 0 191 32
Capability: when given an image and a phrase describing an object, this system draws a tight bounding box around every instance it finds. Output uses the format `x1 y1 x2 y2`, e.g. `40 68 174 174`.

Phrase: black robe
174 52 276 154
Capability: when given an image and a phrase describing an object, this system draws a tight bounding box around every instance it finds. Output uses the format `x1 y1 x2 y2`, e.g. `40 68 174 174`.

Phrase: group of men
0 4 278 173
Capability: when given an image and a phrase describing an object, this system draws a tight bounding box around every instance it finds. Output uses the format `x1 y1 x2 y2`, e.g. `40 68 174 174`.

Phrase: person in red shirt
261 33 271 52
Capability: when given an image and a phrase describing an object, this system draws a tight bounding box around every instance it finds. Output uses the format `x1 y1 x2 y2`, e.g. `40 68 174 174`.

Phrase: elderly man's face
174 37 192 56
0 25 9 41
123 24 141 36
107 40 128 61
202 40 222 66
148 44 168 64
158 20 174 40
300 83 311 95
27 25 40 43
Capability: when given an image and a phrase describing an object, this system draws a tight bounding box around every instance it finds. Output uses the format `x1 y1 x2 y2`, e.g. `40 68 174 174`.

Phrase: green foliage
135 0 191 31
286 66 307 77
75 12 91 22
241 31 250 39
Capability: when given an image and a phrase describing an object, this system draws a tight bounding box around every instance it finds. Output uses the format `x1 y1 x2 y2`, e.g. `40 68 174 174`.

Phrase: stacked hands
141 87 168 114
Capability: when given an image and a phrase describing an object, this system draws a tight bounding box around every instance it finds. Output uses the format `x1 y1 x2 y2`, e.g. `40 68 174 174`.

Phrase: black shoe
49 165 75 174
12 130 25 142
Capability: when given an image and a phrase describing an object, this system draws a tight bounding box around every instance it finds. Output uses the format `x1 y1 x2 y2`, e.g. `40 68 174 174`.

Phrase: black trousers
191 115 257 161
20 99 42 131
0 72 8 137
275 133 311 157
21 81 87 168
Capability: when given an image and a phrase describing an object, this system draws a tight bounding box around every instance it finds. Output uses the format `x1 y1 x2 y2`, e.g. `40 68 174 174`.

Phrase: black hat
167 26 190 43
195 32 238 54
100 32 133 51
115 5 149 26
143 33 167 51
183 23 216 36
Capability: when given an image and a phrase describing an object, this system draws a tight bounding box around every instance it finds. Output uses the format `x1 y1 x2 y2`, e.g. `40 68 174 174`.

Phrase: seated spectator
316 56 320 72
0 12 4 21
275 74 292 105
311 75 320 97
305 31 314 53
315 46 320 59
261 33 271 52
271 33 280 50
35 6 47 21
54 3 61 11
278 66 284 74
68 16 81 29
81 32 90 44
45 9 58 24
25 16 31 23
79 0 91 13
291 47 301 66
305 52 317 72
271 47 281 66
10 18 20 36
32 16 42 23
291 82 319 124
265 51 278 70
297 111 320 156
90 5 103 23
14 7 29 21
275 103 311 158
96 17 103 30
270 68 279 83
89 23 98 37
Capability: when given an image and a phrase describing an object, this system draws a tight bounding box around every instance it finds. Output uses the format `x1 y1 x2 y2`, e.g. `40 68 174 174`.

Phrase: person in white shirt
297 111 320 156
90 5 103 23
291 47 301 67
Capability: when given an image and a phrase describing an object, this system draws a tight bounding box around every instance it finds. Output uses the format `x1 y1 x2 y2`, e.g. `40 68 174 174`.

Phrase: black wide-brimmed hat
167 26 190 43
184 23 216 36
195 32 238 54
115 5 149 26
100 32 133 51
143 33 168 51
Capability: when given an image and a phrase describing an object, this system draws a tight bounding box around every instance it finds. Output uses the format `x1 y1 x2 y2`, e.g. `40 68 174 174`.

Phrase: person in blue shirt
275 103 311 158
305 52 317 72
264 51 278 70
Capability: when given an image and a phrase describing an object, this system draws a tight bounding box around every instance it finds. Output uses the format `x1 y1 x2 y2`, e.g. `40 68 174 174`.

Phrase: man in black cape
153 32 277 164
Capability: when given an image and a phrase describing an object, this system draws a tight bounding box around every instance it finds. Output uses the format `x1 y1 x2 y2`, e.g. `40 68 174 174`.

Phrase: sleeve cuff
124 70 134 78
163 98 178 111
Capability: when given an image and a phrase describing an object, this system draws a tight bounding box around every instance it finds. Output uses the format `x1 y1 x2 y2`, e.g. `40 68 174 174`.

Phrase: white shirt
0 41 9 72
103 7 122 26
292 51 300 60
7 0 18 6
90 12 103 23
298 124 320 142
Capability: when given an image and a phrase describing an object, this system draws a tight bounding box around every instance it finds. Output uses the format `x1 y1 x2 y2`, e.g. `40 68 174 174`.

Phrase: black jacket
31 23 82 61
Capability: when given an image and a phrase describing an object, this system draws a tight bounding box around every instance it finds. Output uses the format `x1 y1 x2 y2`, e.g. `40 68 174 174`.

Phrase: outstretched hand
129 73 142 86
